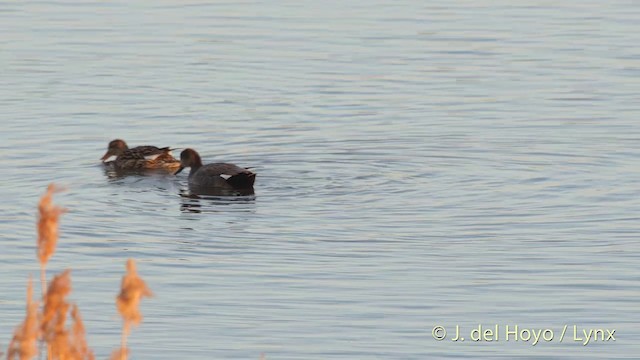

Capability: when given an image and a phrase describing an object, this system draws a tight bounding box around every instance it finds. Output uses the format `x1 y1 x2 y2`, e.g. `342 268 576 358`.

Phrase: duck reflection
179 188 256 214
102 163 178 181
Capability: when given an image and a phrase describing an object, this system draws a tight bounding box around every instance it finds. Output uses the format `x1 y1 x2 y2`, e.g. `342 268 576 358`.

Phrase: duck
101 139 181 171
174 148 256 191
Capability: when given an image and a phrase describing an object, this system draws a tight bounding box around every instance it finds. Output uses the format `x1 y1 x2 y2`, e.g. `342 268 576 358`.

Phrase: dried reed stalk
115 259 152 360
6 278 39 360
37 184 67 297
108 349 128 360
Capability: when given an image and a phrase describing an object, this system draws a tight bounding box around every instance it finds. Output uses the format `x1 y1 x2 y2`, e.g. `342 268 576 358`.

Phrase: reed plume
7 184 160 360
41 270 71 359
69 305 92 360
37 184 67 297
115 259 153 360
6 278 39 360
40 270 94 360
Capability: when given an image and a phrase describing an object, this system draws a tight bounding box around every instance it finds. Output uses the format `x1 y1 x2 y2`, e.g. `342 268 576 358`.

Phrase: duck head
101 139 129 162
174 148 203 175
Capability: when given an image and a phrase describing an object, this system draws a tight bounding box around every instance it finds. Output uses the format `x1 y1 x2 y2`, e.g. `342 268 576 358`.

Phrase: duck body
101 139 181 171
175 148 256 192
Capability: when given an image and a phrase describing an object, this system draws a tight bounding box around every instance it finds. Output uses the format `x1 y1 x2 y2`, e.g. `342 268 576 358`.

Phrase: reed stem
120 322 129 360
40 265 46 298
40 264 53 360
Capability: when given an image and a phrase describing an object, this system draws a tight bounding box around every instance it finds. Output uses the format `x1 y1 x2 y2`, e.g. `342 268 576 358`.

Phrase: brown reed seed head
116 259 153 327
7 278 40 360
41 270 72 338
40 270 95 360
41 270 73 359
37 184 67 266
69 305 95 360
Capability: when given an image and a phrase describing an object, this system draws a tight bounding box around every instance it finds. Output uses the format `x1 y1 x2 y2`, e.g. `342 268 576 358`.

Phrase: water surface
1 1 639 359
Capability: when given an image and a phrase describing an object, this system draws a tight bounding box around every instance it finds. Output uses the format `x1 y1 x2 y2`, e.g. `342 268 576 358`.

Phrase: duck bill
174 167 185 175
100 151 112 162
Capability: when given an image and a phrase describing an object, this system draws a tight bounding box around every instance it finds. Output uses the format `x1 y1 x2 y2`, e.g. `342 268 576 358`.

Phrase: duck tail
227 172 256 189
159 147 183 153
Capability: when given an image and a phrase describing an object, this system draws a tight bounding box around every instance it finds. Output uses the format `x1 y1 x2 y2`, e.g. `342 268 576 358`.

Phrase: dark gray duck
174 148 256 191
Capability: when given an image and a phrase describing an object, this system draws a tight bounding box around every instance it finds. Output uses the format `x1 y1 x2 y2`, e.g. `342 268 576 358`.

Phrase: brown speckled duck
174 148 256 191
101 139 181 171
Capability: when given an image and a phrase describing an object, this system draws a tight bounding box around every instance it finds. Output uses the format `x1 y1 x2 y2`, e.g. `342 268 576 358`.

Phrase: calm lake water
1 0 639 359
